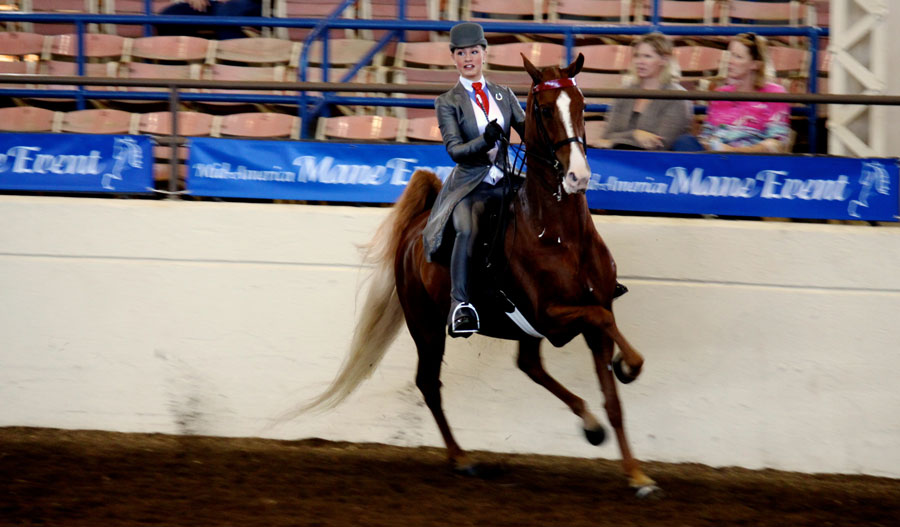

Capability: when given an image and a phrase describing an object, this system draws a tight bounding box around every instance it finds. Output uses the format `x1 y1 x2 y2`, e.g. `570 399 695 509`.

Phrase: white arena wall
1 195 898 478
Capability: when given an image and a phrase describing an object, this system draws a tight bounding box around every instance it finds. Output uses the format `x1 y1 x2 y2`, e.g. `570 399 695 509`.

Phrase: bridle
527 77 587 199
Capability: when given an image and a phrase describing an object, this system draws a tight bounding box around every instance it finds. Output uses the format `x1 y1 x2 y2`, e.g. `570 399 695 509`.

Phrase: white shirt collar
458 76 486 93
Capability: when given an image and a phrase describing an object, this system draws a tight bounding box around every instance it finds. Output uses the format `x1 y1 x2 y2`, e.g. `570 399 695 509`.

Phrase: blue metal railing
0 9 830 148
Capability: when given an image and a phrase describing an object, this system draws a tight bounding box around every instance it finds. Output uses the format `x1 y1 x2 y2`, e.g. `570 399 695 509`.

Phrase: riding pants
449 180 506 306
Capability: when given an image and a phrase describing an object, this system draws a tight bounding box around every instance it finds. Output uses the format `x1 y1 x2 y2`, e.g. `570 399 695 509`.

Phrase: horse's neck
517 164 589 237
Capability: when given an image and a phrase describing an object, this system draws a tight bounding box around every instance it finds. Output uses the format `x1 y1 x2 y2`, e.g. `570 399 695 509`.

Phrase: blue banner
189 138 455 203
187 138 899 222
0 133 153 193
586 150 899 221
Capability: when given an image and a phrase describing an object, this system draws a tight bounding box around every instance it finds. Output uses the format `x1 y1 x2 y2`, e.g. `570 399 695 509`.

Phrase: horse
287 53 660 497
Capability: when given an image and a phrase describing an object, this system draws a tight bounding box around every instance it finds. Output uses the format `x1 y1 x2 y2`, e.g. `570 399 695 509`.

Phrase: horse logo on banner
848 161 892 218
102 137 144 190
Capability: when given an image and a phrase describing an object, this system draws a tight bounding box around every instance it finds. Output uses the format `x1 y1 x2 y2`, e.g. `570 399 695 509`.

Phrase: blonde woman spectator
597 33 692 150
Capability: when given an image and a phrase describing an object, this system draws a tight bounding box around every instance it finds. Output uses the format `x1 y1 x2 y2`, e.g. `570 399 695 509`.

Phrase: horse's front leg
547 304 644 382
516 337 606 445
584 330 659 496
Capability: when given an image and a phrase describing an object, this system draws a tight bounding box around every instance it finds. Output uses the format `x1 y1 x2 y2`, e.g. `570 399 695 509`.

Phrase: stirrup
450 302 480 335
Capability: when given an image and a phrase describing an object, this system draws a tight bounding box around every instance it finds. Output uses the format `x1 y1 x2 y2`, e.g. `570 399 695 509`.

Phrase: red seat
47 33 129 61
549 0 632 24
19 0 99 35
60 108 138 134
487 42 566 70
575 44 632 73
129 36 211 63
0 105 62 132
404 115 442 143
316 114 402 141
0 32 47 58
216 112 301 139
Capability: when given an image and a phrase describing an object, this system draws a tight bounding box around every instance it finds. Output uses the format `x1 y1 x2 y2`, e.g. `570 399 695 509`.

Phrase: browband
532 77 577 93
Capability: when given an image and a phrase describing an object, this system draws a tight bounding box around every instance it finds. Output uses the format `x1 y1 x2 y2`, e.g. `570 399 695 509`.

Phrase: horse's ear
521 52 542 84
564 53 585 79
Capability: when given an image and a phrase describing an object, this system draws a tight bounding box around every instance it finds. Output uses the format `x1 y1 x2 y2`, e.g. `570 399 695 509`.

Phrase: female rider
422 22 526 337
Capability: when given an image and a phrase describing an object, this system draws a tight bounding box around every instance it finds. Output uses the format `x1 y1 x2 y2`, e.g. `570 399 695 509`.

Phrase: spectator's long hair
625 32 680 88
734 32 775 90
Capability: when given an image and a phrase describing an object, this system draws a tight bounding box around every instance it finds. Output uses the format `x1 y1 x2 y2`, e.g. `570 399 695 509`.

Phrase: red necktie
472 82 490 115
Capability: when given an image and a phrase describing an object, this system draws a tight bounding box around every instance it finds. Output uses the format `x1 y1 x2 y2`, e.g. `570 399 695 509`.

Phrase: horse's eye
540 106 553 118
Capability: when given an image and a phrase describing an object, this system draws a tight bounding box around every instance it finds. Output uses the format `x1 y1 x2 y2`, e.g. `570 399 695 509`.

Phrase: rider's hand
633 129 664 150
186 0 211 12
483 120 503 145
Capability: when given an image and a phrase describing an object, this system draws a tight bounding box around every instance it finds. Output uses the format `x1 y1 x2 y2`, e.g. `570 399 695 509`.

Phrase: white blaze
555 91 591 194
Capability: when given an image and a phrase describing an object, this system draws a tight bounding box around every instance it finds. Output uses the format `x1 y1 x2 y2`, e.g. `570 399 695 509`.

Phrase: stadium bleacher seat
724 0 805 26
315 114 403 141
403 115 441 143
200 63 289 112
102 0 173 37
575 44 632 73
548 0 632 25
128 35 211 64
215 111 301 139
274 0 356 41
639 0 720 25
0 105 62 132
61 107 138 133
213 37 301 68
486 42 565 70
19 0 99 35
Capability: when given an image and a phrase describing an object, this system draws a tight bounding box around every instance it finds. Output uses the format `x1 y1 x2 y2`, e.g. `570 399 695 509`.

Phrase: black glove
483 120 503 145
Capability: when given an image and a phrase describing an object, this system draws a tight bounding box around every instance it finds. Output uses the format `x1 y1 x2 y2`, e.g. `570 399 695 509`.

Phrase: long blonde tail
279 170 442 419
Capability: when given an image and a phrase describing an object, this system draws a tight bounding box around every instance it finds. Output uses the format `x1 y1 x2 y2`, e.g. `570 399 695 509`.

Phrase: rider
422 22 526 337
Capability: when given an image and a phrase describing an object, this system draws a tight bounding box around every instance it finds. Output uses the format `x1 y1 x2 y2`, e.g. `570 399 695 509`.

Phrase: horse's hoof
453 464 480 477
583 425 606 446
453 463 505 479
612 353 638 384
635 485 664 500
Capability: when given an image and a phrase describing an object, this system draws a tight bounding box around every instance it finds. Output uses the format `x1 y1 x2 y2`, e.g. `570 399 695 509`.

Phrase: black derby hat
449 22 487 51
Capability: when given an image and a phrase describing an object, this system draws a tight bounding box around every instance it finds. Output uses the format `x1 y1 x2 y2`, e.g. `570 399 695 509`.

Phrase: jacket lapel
453 82 480 141
486 81 511 132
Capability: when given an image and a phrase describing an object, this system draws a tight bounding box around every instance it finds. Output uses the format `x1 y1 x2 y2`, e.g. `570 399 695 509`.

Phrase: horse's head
522 53 591 195
114 137 143 169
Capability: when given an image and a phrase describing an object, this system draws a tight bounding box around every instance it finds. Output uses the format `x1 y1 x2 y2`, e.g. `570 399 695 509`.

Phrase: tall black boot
448 234 479 336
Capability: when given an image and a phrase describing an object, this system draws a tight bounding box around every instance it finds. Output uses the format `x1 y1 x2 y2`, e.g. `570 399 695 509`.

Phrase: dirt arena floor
1 427 898 527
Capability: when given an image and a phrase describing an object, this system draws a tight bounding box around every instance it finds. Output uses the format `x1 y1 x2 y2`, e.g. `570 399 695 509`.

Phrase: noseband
528 77 587 198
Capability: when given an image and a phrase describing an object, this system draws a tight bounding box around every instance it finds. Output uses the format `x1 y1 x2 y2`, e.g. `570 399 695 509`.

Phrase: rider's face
452 45 486 81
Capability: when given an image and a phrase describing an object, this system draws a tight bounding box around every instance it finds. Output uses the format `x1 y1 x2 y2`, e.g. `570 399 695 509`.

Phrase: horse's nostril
568 172 577 182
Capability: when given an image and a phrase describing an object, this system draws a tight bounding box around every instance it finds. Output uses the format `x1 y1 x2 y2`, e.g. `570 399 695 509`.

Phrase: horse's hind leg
585 330 659 495
408 313 473 472
516 337 606 445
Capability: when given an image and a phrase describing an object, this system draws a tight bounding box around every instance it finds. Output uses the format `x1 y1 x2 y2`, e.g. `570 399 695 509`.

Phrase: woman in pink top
674 33 791 153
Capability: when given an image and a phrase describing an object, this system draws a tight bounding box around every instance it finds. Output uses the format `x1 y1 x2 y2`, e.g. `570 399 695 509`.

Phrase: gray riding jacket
422 80 526 261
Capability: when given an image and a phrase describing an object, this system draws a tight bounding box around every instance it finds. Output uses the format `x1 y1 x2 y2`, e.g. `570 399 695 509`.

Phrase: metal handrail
3 76 895 106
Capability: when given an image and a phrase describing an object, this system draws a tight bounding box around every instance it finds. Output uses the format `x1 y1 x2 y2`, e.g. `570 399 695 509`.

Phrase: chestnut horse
290 54 659 497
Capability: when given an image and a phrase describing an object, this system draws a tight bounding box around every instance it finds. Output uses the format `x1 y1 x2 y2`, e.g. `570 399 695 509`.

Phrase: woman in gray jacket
598 33 692 150
421 22 526 337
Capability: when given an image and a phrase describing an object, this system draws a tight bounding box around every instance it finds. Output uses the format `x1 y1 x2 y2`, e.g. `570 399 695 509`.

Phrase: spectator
156 0 262 40
597 33 692 150
673 33 791 153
